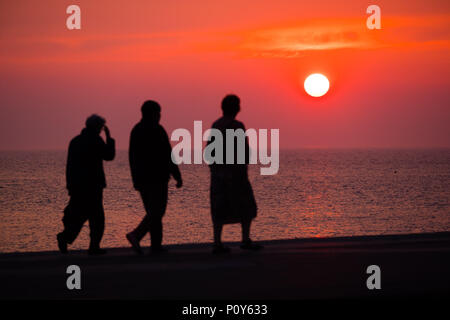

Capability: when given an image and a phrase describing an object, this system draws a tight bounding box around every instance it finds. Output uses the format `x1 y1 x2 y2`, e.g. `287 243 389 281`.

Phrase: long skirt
210 166 257 225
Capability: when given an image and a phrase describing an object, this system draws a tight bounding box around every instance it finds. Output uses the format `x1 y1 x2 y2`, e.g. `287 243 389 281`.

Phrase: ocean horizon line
1 146 450 153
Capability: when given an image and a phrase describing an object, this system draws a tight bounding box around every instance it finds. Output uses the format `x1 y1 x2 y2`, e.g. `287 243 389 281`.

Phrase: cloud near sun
1 14 449 64
203 15 450 58
228 19 375 57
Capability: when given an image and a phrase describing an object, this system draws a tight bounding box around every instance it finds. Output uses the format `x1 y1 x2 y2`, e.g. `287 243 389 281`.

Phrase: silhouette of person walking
57 114 115 255
126 100 182 254
207 95 262 253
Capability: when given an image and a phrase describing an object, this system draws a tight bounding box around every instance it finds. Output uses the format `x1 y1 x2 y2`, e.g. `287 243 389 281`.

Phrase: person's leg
149 214 163 249
126 192 150 254
88 190 105 253
126 189 152 254
127 188 157 254
212 223 231 254
213 223 223 245
241 218 251 243
149 184 168 251
131 210 151 241
240 218 263 251
58 193 88 252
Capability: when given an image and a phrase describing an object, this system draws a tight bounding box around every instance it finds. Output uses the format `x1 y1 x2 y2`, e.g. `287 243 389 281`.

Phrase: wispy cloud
208 15 450 58
1 15 449 64
236 20 371 54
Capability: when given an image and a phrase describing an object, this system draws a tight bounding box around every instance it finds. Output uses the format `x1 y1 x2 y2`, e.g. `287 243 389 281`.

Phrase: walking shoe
126 232 143 255
57 233 68 254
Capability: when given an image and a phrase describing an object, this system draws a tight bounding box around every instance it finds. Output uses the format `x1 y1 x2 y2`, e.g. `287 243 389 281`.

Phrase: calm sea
0 149 449 253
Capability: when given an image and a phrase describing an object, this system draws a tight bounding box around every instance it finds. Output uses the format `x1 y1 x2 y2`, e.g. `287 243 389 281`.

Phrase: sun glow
304 73 330 97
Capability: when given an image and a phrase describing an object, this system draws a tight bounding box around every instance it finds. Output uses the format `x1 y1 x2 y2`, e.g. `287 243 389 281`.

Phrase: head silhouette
141 100 161 125
85 114 105 135
221 94 240 118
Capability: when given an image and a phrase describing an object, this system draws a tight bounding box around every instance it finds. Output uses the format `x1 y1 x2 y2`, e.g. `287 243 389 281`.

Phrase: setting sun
304 73 330 97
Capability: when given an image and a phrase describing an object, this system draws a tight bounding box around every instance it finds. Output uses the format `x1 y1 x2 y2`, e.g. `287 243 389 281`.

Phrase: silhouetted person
126 100 182 254
208 94 262 254
57 114 115 255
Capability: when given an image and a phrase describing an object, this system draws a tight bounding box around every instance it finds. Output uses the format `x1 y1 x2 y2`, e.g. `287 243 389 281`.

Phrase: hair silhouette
85 114 106 132
221 94 241 117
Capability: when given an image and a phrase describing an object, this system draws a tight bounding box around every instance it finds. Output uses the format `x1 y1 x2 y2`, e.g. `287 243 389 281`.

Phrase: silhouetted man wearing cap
126 100 182 254
57 114 115 255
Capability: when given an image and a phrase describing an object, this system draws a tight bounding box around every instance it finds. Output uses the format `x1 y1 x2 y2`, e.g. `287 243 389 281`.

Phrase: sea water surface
0 149 449 253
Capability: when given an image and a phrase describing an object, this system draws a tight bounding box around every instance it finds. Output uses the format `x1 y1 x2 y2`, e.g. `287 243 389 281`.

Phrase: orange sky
0 0 449 149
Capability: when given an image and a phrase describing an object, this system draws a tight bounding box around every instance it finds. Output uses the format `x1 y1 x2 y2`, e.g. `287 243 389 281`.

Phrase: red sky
0 0 449 150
